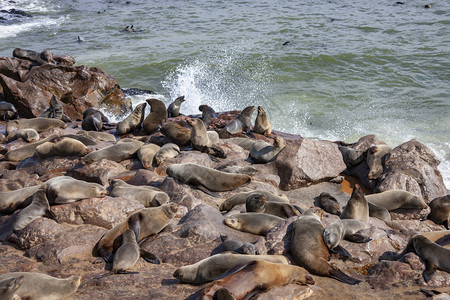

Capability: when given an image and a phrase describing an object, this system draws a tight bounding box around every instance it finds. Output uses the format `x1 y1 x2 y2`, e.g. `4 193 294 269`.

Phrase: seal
338 145 365 168
200 260 314 300
39 94 70 121
323 219 371 253
167 95 185 118
245 193 302 218
83 139 144 164
172 252 288 284
226 137 257 151
160 121 191 147
110 179 169 207
43 176 108 204
0 275 23 300
82 108 109 123
6 118 66 135
94 203 178 263
216 165 257 176
187 118 219 151
13 189 59 232
82 111 103 131
225 106 254 134
427 195 449 228
0 185 41 213
5 128 39 143
116 102 147 135
411 235 450 282
137 143 161 168
0 272 81 300
365 190 428 211
12 48 56 65
199 104 217 127
143 98 167 134
154 143 180 166
211 235 257 255
249 136 286 163
0 101 18 120
3 134 58 162
253 106 272 136
366 144 392 179
317 192 342 216
340 184 369 223
166 163 251 193
77 130 116 142
290 207 361 285
224 213 284 235
220 190 289 212
368 201 391 222
35 137 90 158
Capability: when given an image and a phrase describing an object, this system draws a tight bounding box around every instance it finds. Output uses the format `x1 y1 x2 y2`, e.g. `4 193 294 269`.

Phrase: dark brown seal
340 184 369 223
318 192 342 216
225 106 254 134
245 193 302 218
253 106 272 135
143 98 167 134
160 121 191 147
116 102 147 135
427 195 449 228
167 95 185 118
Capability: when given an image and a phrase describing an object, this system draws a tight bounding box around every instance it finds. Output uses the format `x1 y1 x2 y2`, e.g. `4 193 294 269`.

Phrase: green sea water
0 0 449 187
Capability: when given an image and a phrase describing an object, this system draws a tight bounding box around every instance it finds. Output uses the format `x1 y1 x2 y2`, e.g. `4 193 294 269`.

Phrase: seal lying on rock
160 121 191 147
5 128 39 143
317 192 342 216
0 101 18 120
216 165 257 176
0 185 41 213
154 143 180 166
167 95 185 118
116 102 146 135
77 130 116 142
83 139 144 164
323 219 371 254
35 137 90 158
220 190 289 212
137 143 161 168
3 134 58 162
338 145 365 168
0 275 23 300
249 136 286 163
224 213 284 235
211 235 257 255
225 106 254 134
245 193 302 218
427 195 449 228
173 252 288 284
43 176 107 204
110 179 169 207
365 190 428 211
6 118 66 135
166 163 251 194
200 260 314 300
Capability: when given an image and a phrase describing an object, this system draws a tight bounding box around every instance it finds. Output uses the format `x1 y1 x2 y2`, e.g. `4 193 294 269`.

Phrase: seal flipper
422 262 437 283
331 245 352 258
44 209 60 224
328 267 361 285
215 288 237 300
435 234 450 246
140 249 161 264
128 213 141 241
293 205 304 214
215 261 257 280
93 249 114 264
346 232 372 243
191 183 220 198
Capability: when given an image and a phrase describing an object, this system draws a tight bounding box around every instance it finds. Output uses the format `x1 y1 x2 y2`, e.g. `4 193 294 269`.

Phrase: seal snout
173 269 181 280
305 274 315 285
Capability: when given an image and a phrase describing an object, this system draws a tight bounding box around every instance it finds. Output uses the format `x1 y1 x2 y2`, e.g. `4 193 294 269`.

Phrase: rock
17 156 82 176
254 284 314 300
265 216 297 256
177 204 224 243
389 207 430 221
67 159 127 185
127 169 165 185
9 218 65 249
367 260 420 288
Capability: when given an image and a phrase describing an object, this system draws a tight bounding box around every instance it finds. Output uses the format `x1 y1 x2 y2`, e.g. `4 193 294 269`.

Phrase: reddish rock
17 156 82 176
265 216 297 256
127 169 165 185
67 159 127 185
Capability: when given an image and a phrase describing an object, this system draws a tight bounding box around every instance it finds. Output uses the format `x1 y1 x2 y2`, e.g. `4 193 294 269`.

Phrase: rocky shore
0 50 448 300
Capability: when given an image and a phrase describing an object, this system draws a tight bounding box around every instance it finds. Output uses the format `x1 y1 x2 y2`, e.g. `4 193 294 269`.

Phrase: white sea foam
0 0 57 13
0 16 65 39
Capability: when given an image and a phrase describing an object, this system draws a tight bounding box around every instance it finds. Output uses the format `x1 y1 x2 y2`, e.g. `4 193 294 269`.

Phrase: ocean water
1 0 449 188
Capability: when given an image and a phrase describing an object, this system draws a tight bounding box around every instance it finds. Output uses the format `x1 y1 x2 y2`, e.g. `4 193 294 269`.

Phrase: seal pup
365 190 428 211
249 136 286 163
340 184 369 223
173 252 288 284
220 190 289 212
0 185 41 213
83 139 144 164
290 207 361 285
224 213 284 235
199 104 217 127
367 144 392 179
137 143 161 168
0 272 81 300
317 192 342 216
6 118 66 135
143 98 167 134
39 94 70 121
94 203 178 263
154 143 180 166
13 189 59 232
211 235 257 255
253 106 272 136
35 137 90 158
2 134 58 162
323 219 371 253
116 102 147 135
411 235 450 282
160 121 191 147
200 260 314 300
0 101 18 120
225 106 254 134
5 128 39 143
245 193 302 218
43 176 107 204
166 163 251 193
110 179 169 207
167 95 185 118
82 111 103 131
0 275 23 300
427 195 449 228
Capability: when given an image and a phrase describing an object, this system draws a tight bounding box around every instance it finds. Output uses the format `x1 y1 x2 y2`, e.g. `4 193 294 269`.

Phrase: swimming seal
245 193 302 218
224 213 284 235
365 190 428 211
172 252 288 284
167 95 185 118
290 207 361 285
317 192 342 216
83 139 144 164
6 118 66 135
253 106 272 136
367 144 392 179
427 195 449 228
0 275 23 300
143 98 167 134
137 143 161 168
154 143 180 166
5 128 39 143
43 176 107 204
35 137 90 158
323 219 371 253
249 136 286 163
160 121 191 147
200 260 314 300
94 203 178 263
0 272 81 300
225 106 254 134
166 163 251 193
220 190 289 212
0 185 41 213
340 184 369 223
411 235 450 282
116 102 147 135
110 179 169 207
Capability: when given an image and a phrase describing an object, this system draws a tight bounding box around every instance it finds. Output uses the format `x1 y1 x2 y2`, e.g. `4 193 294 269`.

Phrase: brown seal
245 193 302 218
3 134 58 162
340 184 369 223
173 252 288 284
167 95 185 118
220 190 289 212
82 108 109 123
249 136 286 163
0 275 23 300
198 104 217 127
94 203 178 263
253 106 272 136
137 143 161 168
187 118 219 151
412 235 450 282
5 128 39 143
83 139 144 164
6 118 66 135
317 192 342 216
143 98 167 134
82 111 103 131
365 190 428 211
366 144 391 179
166 163 251 193
116 102 147 135
77 130 116 142
0 272 81 300
0 101 18 120
110 179 169 207
39 94 71 121
160 121 191 147
427 195 449 228
368 202 391 222
224 213 284 235
154 143 180 166
43 176 108 204
290 207 361 285
200 260 314 300
0 185 41 213
211 235 257 255
338 145 365 168
35 137 90 158
225 106 254 134
323 219 371 252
